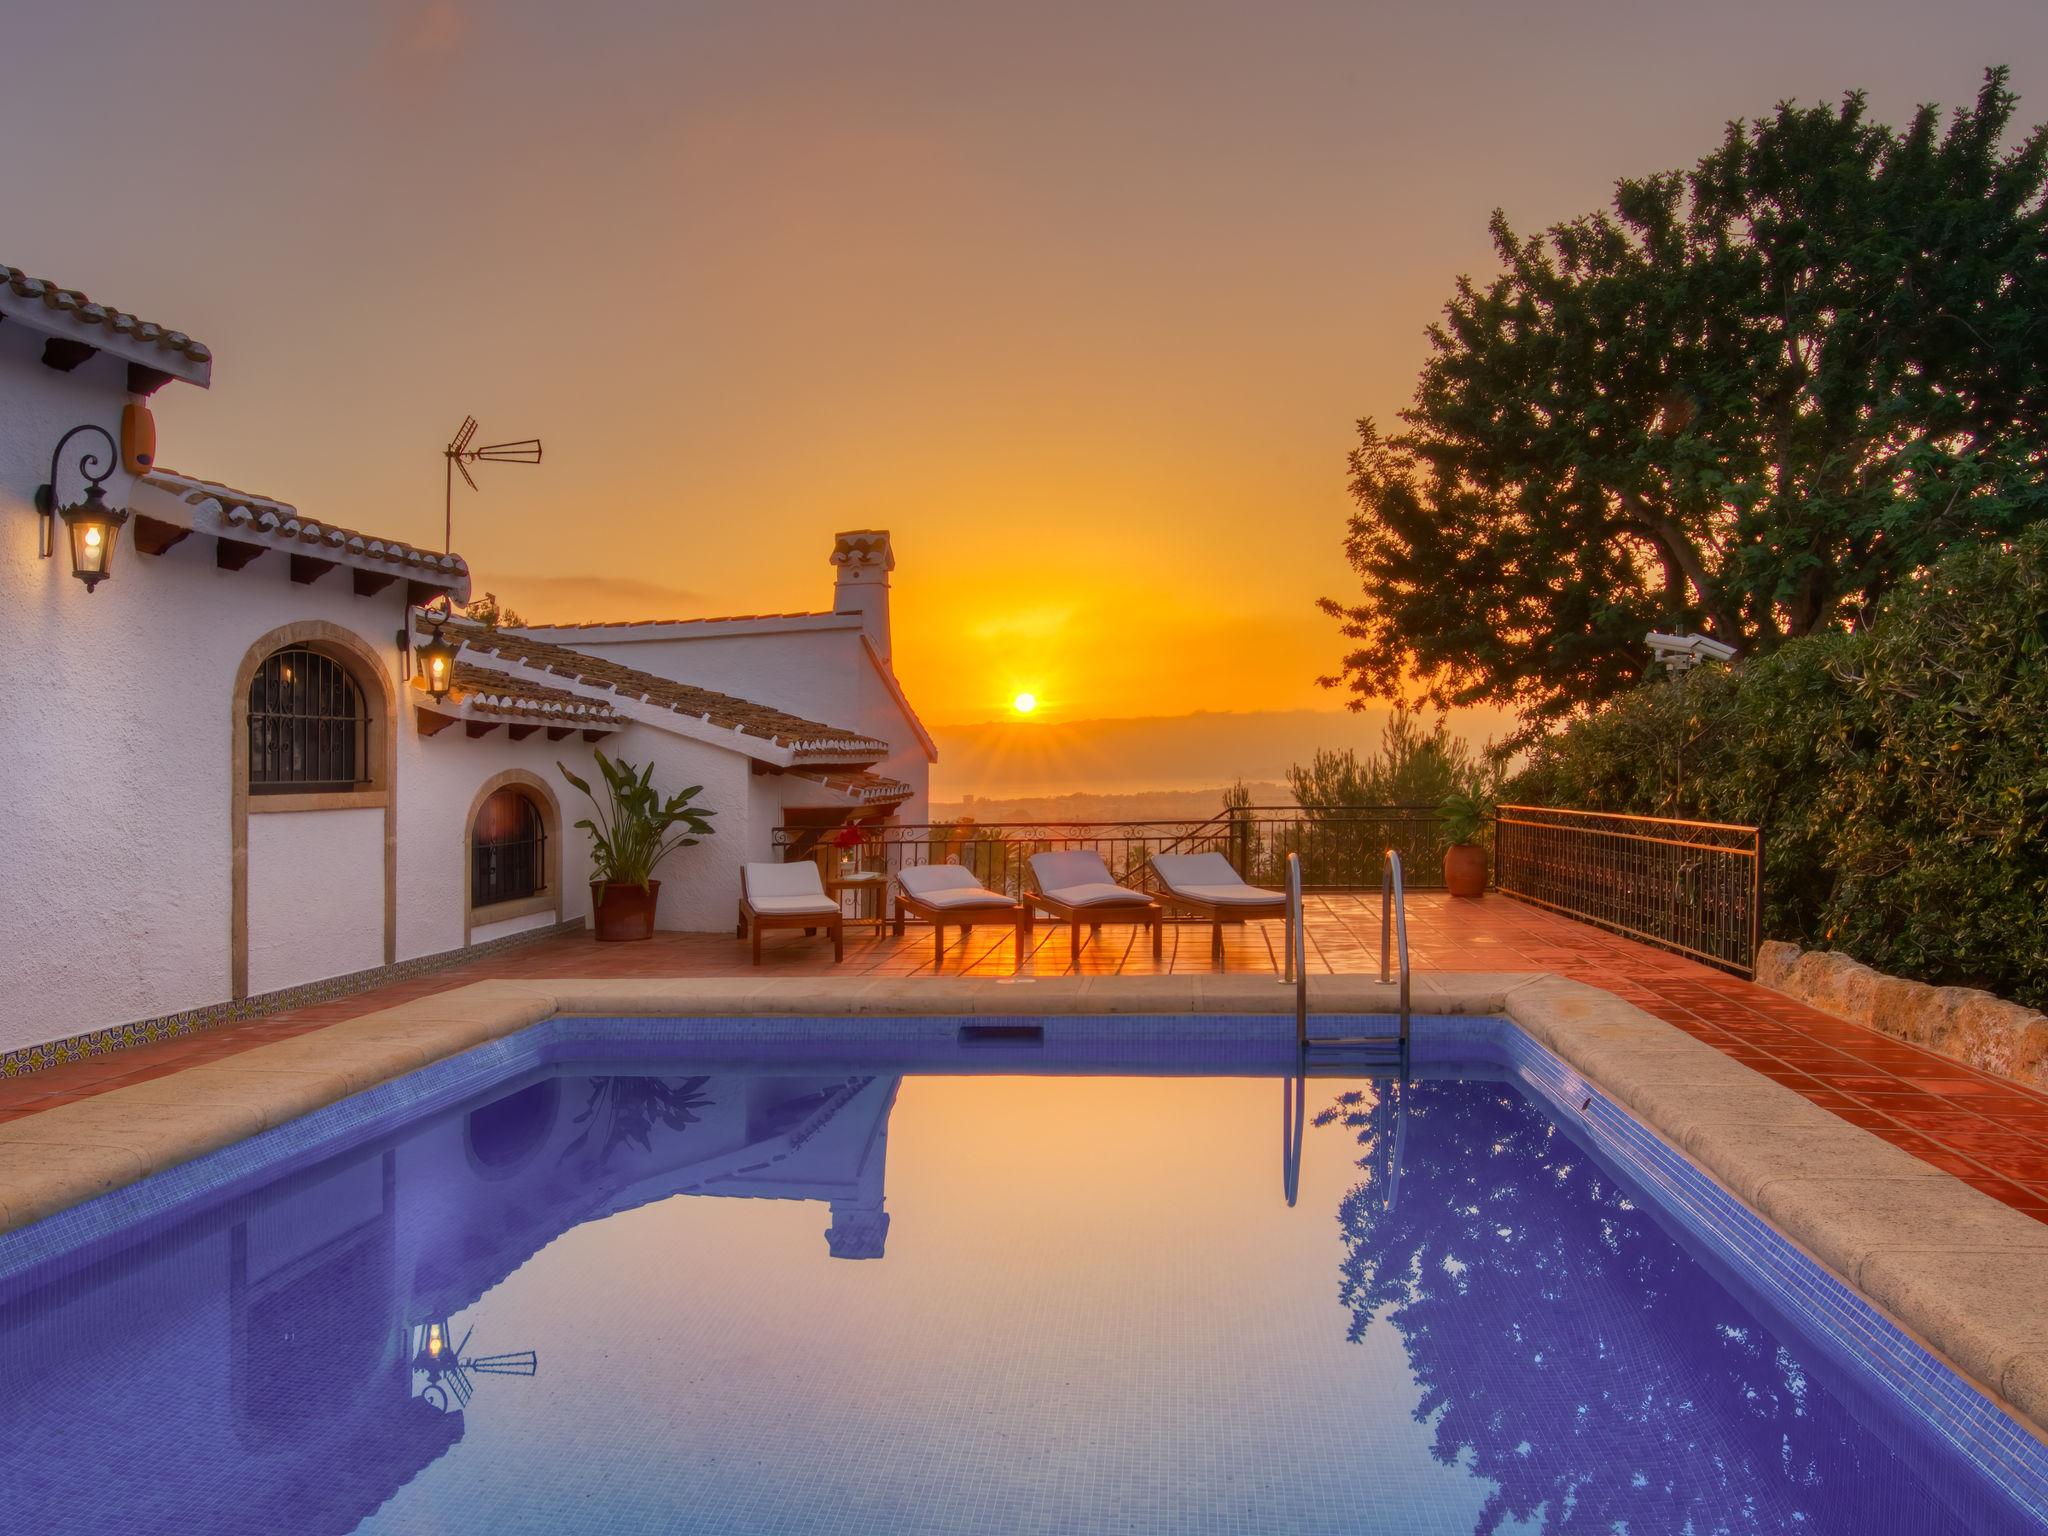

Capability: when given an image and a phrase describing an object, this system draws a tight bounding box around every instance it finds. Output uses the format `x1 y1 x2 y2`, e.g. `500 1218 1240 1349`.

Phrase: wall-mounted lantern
34 424 131 593
413 598 459 702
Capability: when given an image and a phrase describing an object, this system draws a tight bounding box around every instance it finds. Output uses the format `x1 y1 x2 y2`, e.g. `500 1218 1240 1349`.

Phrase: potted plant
1438 788 1492 898
560 752 716 941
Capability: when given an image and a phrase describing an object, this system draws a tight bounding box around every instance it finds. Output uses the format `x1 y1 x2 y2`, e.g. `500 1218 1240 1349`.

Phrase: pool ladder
1284 849 1412 1056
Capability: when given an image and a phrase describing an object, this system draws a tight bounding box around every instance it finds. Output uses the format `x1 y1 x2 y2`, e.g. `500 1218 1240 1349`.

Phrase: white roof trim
862 634 938 763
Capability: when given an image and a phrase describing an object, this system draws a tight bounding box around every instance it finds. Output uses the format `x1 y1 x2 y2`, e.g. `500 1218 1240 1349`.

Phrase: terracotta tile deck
9 894 2048 1222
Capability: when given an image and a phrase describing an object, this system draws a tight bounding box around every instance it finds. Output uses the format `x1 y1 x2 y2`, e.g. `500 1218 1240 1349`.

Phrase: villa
0 262 933 1062
5 258 2048 1536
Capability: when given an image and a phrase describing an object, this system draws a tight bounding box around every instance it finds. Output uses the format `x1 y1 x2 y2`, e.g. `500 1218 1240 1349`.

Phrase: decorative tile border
0 919 583 1079
1498 1023 2048 1529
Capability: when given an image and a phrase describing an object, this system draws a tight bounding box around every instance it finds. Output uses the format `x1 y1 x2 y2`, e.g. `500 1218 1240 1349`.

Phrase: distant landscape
928 705 1511 803
929 783 1295 824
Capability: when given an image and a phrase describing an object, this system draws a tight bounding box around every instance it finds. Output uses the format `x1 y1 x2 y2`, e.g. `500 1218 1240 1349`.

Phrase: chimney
830 529 894 662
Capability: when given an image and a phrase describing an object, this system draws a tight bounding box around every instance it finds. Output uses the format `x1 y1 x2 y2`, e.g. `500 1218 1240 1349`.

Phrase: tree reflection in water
1317 1079 1981 1536
562 1075 715 1167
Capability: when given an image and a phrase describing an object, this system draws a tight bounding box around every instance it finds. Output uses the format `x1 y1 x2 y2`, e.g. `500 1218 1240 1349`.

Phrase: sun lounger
1026 849 1163 965
738 861 844 965
1149 852 1287 966
892 863 1030 966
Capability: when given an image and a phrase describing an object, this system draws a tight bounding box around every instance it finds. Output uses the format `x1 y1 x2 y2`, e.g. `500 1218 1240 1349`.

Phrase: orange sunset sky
7 2 2043 729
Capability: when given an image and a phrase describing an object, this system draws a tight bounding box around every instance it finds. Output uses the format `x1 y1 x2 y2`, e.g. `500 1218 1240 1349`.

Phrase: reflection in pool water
0 1060 2033 1534
1320 1078 1991 1535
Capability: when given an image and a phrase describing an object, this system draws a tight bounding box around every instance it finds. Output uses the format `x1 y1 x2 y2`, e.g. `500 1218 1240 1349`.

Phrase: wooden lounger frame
1153 888 1288 965
736 899 844 965
892 889 1032 966
1026 888 1164 965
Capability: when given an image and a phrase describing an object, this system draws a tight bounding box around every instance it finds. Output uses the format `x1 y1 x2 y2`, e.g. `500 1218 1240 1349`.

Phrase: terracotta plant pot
1443 843 1487 899
590 879 660 942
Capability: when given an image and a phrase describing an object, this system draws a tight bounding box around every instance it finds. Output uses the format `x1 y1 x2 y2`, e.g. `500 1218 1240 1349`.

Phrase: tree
463 591 524 628
1286 707 1481 808
1279 709 1491 885
1321 69 2048 738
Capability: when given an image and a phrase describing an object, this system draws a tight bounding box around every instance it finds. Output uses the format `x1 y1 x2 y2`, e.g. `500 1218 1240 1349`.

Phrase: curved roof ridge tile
0 262 212 363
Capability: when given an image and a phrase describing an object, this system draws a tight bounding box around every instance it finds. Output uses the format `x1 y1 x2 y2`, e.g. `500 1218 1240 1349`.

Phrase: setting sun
1012 692 1038 715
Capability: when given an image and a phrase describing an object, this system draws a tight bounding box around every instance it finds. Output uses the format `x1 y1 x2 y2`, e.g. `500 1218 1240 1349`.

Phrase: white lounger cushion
1029 850 1147 905
748 894 843 915
743 862 840 915
915 887 1019 911
1151 853 1282 906
897 864 1015 909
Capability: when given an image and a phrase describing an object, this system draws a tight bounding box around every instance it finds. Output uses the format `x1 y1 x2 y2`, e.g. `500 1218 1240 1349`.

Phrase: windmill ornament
442 415 542 552
410 1316 539 1413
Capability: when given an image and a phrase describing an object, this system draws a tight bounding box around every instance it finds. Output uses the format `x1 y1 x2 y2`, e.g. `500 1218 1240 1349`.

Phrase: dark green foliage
1322 69 2048 737
1510 529 2048 1006
461 591 524 629
559 750 716 888
1286 707 1482 808
1279 710 1495 885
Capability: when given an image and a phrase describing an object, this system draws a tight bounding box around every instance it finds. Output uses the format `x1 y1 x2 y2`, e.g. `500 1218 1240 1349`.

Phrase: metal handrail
1285 851 1307 1047
1380 849 1411 1047
1495 802 1759 837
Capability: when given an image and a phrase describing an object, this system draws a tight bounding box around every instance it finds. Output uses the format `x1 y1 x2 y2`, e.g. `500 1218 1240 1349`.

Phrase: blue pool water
2 1015 2044 1535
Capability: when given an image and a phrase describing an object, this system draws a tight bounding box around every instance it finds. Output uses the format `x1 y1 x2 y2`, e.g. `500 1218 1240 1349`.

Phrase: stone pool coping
4 970 2048 1439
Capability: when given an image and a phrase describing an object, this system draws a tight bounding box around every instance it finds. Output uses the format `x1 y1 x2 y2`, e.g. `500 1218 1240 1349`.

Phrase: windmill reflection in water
410 1317 539 1413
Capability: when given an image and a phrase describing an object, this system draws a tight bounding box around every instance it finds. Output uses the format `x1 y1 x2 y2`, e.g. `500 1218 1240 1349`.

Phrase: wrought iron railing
772 807 1454 917
1493 804 1762 975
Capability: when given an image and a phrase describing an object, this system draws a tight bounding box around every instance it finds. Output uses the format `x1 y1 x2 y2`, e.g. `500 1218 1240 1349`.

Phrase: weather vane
443 415 542 552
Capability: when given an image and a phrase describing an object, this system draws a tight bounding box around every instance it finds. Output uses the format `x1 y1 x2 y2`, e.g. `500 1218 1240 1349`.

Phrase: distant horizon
929 701 1511 799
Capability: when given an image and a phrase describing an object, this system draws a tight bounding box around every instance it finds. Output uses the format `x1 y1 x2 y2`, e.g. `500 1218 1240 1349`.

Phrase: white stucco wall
0 335 233 1046
601 725 756 934
394 724 601 962
246 809 384 994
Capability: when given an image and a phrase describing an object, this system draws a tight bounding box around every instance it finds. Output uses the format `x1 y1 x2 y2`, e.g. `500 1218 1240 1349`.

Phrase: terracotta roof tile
792 768 915 805
451 620 889 764
451 661 625 724
1 263 211 364
140 469 469 583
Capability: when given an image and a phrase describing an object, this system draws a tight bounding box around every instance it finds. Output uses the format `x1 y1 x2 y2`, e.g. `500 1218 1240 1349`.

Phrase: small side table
825 871 890 933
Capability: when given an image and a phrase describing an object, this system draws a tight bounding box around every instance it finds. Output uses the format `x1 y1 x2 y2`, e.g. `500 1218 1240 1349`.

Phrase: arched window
247 647 370 794
472 787 547 907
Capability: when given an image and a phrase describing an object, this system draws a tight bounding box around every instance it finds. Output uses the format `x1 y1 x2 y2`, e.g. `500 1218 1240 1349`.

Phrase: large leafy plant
559 751 716 889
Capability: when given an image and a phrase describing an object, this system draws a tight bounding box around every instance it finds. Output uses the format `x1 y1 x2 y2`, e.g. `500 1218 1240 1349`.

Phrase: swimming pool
2 1014 2044 1534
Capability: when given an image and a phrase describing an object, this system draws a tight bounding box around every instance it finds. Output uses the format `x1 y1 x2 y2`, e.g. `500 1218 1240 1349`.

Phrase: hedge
1507 527 2048 1008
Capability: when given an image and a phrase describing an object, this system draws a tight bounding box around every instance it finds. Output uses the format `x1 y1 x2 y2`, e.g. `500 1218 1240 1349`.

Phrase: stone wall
1756 941 2048 1090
